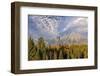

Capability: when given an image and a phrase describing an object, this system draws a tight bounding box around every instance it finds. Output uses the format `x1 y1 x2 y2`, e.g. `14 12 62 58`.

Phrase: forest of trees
28 37 88 60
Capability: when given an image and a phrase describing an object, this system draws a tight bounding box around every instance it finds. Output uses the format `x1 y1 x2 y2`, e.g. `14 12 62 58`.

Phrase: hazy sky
28 15 88 40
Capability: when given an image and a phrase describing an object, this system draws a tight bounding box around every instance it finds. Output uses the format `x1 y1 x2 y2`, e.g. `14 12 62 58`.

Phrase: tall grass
28 37 88 60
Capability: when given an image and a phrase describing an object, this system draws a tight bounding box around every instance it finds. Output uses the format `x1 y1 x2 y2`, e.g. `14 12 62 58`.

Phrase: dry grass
28 37 88 60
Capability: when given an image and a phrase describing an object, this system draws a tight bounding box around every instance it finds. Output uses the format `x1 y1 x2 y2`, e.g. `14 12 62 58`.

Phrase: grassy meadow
28 37 88 60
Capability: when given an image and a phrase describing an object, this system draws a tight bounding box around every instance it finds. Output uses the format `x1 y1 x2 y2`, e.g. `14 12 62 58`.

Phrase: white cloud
73 17 88 27
30 16 88 39
62 17 88 33
31 16 59 37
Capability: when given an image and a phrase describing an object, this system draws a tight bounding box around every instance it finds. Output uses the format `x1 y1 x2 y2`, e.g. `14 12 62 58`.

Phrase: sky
28 15 88 41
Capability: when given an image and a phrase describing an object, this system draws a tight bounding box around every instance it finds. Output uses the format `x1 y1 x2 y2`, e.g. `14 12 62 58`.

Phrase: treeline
28 37 88 60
